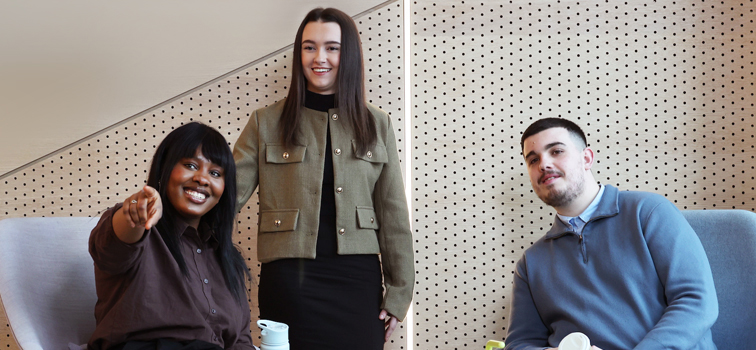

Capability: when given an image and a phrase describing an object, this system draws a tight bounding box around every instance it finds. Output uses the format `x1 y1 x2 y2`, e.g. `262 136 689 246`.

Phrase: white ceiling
0 0 388 175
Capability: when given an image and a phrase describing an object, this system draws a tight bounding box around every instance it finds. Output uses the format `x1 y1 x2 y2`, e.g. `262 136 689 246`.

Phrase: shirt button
196 248 202 254
367 151 373 158
336 187 343 193
370 217 375 223
282 152 289 160
332 114 338 120
339 228 345 235
211 309 217 314
274 219 281 227
203 278 209 284
334 148 342 155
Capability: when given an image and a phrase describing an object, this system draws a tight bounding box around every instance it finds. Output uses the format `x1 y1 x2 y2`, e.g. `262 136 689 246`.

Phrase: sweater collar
544 184 620 239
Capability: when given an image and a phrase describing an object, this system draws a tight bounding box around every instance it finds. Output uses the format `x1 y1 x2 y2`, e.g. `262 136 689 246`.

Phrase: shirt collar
557 184 606 228
174 216 218 246
546 184 620 239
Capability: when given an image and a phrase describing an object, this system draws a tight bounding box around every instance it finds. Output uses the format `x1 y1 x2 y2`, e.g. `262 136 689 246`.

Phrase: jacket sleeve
633 198 718 350
373 115 415 322
233 109 261 212
504 254 551 350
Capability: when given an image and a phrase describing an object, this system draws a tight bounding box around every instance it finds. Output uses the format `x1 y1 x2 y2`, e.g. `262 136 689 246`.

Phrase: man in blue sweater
505 118 719 350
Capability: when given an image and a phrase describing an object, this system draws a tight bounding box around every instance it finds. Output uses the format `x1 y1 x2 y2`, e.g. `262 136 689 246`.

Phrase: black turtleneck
304 90 335 112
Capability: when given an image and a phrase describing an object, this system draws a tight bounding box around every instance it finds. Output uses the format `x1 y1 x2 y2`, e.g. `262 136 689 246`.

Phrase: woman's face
301 20 341 95
166 147 225 228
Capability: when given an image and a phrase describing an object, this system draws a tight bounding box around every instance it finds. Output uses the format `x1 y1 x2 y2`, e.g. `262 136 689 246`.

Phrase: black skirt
258 254 384 350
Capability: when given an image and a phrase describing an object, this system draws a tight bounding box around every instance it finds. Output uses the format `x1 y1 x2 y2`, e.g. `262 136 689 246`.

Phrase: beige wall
410 0 755 348
0 0 386 175
2 0 756 349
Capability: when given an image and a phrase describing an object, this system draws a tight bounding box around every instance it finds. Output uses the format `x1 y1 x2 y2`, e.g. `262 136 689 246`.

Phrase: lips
184 187 209 204
539 171 562 185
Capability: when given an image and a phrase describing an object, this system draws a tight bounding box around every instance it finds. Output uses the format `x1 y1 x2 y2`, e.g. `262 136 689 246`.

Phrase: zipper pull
579 234 588 263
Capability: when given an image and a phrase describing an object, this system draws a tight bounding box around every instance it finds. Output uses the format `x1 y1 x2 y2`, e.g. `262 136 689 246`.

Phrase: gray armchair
682 209 756 350
0 217 99 350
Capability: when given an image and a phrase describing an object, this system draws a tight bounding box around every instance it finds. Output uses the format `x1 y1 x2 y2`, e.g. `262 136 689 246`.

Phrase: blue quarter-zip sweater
505 185 718 350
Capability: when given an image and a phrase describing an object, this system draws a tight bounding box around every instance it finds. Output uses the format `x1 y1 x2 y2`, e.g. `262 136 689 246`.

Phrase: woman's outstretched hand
113 186 162 243
123 186 162 229
379 309 398 342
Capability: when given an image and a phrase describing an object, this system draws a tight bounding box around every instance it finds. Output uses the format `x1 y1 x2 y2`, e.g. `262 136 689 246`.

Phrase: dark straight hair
146 122 249 301
520 117 588 152
280 7 377 155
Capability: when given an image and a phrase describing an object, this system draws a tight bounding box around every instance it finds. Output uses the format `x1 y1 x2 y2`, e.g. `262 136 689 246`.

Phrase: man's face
522 127 591 209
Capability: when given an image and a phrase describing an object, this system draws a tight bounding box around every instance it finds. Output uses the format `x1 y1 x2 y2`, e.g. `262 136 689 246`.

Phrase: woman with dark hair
88 122 254 350
233 7 414 350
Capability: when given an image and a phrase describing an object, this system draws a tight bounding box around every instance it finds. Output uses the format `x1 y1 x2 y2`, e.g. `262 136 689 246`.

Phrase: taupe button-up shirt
88 203 254 350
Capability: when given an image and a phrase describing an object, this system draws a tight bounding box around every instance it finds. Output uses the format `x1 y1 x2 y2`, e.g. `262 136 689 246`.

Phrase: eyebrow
524 141 566 159
302 39 341 45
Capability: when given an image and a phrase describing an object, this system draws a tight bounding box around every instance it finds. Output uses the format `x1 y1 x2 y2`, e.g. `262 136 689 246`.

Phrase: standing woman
89 122 254 350
233 7 414 350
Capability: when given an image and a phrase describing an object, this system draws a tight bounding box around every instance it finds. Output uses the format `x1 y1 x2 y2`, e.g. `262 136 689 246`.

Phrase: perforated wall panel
411 0 754 349
0 1 406 349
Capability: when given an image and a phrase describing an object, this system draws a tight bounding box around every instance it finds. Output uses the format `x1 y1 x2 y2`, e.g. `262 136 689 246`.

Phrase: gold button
282 152 289 160
334 148 342 155
370 217 375 223
336 187 343 193
332 114 338 120
338 228 345 235
274 220 281 227
367 151 373 158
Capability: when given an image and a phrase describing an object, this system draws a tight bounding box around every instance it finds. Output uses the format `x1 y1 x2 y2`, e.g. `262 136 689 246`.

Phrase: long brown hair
280 7 377 155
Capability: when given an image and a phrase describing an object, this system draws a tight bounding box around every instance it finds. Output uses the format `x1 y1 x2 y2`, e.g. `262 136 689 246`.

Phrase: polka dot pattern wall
0 2 406 349
411 0 754 349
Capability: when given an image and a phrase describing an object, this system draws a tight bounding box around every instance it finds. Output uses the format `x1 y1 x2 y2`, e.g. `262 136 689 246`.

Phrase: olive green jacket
232 99 415 321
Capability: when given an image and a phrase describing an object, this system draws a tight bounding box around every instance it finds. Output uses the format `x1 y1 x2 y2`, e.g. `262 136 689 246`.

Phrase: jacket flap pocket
266 144 306 164
352 141 388 163
356 206 379 229
259 209 300 232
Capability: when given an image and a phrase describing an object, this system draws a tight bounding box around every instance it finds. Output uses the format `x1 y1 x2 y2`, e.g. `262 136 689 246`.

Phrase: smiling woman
166 149 226 228
87 122 254 350
300 21 341 95
233 7 414 350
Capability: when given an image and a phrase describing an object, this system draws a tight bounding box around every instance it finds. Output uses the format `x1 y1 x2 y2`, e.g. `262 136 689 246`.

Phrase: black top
304 90 338 256
304 89 335 112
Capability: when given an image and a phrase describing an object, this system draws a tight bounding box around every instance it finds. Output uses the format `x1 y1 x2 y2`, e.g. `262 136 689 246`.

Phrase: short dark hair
520 118 588 152
280 7 377 155
147 122 249 301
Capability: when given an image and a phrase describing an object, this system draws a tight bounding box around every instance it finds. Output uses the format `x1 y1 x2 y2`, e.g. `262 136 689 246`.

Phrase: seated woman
88 122 254 350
